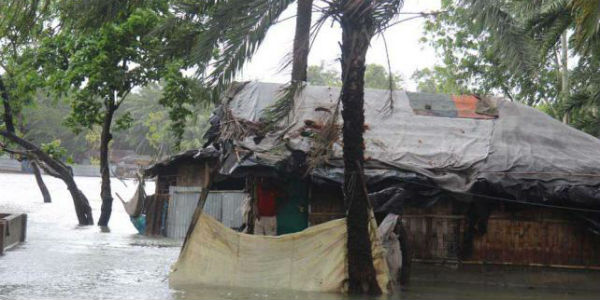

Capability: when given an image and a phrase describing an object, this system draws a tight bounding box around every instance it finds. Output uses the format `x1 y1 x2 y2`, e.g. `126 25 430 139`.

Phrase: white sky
237 0 442 91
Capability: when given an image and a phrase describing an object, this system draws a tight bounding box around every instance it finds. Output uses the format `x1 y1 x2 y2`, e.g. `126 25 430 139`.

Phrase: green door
276 178 308 235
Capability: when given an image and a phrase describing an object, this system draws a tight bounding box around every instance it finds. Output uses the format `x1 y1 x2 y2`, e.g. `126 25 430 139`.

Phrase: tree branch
0 142 29 157
35 159 63 179
0 130 70 172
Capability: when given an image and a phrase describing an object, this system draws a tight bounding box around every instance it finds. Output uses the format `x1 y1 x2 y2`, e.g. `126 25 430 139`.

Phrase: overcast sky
237 0 442 91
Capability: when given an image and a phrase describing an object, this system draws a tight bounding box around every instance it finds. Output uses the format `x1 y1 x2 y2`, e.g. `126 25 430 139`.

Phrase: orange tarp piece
452 95 496 119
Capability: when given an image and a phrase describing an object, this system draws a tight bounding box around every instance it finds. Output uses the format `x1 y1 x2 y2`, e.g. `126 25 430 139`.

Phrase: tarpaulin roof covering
203 82 600 208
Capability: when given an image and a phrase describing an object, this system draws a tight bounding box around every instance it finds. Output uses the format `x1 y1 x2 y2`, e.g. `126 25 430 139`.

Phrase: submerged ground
0 173 598 300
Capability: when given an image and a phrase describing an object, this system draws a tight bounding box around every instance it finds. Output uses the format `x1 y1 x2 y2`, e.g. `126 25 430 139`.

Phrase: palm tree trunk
31 160 52 203
291 0 312 82
97 100 116 227
339 0 381 295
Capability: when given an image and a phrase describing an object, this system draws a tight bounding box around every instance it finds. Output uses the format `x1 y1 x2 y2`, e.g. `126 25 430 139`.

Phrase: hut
138 82 600 291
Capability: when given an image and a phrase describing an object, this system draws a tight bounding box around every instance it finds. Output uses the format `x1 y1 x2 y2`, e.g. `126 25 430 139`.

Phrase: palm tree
332 0 403 294
197 0 407 294
336 0 381 294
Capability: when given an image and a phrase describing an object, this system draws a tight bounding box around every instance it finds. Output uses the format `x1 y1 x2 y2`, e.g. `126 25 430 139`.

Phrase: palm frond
526 2 572 59
571 0 600 54
372 0 404 29
306 97 341 174
460 0 538 75
191 0 294 90
261 81 305 131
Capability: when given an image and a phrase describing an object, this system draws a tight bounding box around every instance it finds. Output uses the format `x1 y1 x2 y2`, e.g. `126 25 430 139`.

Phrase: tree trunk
291 0 312 82
339 0 381 295
97 102 116 227
31 160 52 203
0 75 16 133
0 130 94 224
63 174 94 225
561 31 570 124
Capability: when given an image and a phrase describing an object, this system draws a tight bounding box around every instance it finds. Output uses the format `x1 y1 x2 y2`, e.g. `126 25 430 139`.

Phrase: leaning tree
0 0 94 224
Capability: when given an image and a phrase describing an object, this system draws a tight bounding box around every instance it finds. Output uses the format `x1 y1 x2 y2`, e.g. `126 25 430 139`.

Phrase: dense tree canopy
17 84 211 163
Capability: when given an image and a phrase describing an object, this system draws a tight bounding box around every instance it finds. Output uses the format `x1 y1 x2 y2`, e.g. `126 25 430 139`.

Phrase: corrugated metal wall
205 191 246 228
166 187 246 239
167 187 201 239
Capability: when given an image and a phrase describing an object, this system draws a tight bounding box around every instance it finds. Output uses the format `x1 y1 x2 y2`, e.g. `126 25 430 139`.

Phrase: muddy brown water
1 173 598 299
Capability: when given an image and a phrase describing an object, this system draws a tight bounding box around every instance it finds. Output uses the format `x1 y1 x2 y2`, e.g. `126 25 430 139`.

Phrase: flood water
1 173 598 300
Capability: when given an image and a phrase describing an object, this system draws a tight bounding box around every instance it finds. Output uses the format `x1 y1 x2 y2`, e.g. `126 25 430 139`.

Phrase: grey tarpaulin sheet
214 82 600 206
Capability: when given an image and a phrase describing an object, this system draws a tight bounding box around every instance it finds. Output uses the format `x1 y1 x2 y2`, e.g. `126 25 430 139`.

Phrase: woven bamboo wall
403 201 600 268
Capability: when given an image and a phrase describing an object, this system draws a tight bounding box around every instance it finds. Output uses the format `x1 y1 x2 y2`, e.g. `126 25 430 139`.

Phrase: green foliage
45 3 169 134
114 83 167 155
417 0 600 137
364 64 404 90
42 0 215 153
1 0 214 162
410 68 466 95
307 63 342 87
40 139 71 162
0 0 50 41
21 92 89 161
159 61 210 150
145 110 174 154
414 0 558 104
0 1 52 132
459 0 538 74
117 82 212 156
20 83 212 162
114 112 133 131
59 0 169 30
